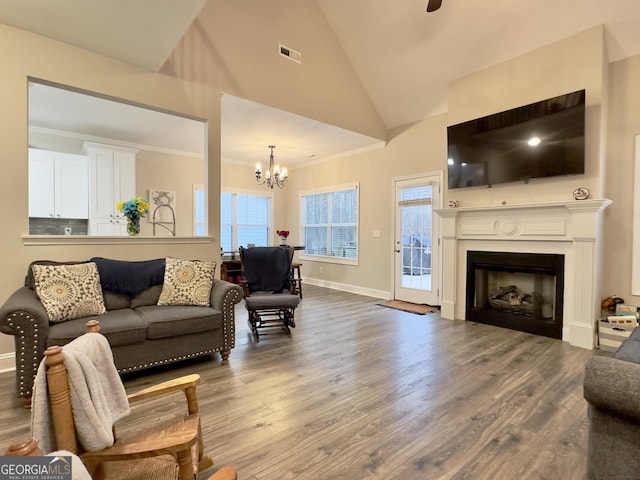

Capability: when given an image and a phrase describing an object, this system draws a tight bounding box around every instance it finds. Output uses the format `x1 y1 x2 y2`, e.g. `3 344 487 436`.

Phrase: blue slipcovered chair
239 246 299 341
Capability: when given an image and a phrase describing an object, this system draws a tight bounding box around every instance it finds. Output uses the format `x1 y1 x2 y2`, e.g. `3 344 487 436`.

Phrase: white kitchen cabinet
85 142 137 235
28 149 89 219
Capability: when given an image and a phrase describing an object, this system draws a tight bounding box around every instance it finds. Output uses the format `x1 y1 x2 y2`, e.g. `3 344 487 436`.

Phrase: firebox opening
466 251 564 339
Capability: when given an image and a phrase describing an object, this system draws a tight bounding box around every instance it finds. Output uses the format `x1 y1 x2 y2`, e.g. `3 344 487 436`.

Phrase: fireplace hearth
436 199 611 349
466 251 564 339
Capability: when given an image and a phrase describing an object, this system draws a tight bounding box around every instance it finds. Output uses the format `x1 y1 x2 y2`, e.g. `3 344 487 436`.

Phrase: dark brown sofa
0 258 243 405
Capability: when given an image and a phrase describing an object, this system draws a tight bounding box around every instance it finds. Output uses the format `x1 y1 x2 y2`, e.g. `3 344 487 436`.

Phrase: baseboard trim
568 322 596 350
305 277 390 300
0 352 15 374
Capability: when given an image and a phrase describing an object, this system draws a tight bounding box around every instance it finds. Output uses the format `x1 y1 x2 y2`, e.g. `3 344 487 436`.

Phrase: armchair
239 246 300 341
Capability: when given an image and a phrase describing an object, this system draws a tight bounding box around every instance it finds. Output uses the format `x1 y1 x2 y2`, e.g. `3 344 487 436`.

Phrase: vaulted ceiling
2 0 640 164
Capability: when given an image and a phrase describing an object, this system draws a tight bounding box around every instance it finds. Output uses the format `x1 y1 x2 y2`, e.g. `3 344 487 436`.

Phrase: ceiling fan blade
426 0 443 12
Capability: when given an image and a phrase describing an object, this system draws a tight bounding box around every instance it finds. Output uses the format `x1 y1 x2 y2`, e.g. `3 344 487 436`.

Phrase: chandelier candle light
256 145 288 189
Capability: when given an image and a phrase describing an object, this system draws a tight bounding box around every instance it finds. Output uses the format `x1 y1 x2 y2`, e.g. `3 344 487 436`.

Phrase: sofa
0 257 244 405
584 327 640 479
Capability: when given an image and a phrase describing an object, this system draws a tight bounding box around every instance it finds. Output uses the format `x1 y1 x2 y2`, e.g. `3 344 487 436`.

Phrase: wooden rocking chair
26 319 236 480
4 437 238 480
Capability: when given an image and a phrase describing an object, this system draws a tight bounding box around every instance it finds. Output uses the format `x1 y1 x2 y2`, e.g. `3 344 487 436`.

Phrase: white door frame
391 171 443 304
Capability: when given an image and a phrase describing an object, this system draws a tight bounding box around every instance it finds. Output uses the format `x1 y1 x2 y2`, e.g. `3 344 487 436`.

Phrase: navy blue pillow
90 257 166 296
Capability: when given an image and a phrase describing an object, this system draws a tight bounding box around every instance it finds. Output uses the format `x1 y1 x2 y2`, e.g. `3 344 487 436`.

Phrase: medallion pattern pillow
157 258 216 306
32 262 106 323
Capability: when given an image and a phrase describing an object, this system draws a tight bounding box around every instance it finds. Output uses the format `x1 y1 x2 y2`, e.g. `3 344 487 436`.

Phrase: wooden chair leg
176 448 195 480
220 350 230 364
5 437 43 456
292 263 303 299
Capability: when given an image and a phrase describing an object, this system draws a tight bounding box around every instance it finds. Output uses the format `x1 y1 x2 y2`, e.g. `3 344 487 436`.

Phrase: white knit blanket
48 450 93 480
31 332 131 453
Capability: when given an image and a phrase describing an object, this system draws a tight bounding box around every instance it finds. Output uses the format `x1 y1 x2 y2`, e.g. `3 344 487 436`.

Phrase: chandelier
255 145 288 189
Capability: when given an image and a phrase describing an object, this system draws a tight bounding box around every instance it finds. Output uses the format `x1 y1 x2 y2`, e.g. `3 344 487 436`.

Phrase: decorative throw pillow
90 257 166 296
157 258 217 307
32 262 106 323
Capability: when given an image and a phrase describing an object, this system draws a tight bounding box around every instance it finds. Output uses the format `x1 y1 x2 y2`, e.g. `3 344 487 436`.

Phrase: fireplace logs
466 251 564 339
489 285 535 315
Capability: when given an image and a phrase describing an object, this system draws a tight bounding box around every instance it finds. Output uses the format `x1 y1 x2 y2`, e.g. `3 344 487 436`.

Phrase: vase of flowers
276 229 290 245
116 197 150 236
127 216 141 236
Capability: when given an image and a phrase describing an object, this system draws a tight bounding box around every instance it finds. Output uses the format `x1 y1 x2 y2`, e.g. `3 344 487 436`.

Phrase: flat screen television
447 89 585 189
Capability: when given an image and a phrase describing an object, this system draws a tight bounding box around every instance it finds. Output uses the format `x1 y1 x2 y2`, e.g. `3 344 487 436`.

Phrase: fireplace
466 251 564 339
435 199 611 349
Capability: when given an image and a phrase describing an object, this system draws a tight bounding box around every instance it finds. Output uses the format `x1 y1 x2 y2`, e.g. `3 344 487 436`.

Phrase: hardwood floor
0 285 595 479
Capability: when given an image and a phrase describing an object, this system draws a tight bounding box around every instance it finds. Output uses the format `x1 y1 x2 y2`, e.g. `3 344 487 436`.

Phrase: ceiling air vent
279 44 301 64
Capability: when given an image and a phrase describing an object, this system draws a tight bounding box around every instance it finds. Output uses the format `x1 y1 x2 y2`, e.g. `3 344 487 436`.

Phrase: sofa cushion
32 262 106 323
245 292 300 310
25 260 87 290
157 258 216 307
103 291 131 311
135 305 221 339
613 332 640 364
628 326 640 342
130 285 163 308
48 309 146 347
91 257 165 296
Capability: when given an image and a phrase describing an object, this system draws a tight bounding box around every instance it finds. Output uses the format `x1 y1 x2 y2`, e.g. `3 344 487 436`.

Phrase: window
301 183 358 264
193 184 205 236
221 191 273 251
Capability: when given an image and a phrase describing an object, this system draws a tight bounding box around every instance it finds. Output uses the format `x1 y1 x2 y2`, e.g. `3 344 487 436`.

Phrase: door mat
380 300 439 315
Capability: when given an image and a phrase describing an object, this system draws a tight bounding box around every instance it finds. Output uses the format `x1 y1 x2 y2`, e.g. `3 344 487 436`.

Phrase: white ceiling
27 81 384 166
318 0 640 128
0 0 206 71
28 81 207 158
221 95 384 166
5 0 640 165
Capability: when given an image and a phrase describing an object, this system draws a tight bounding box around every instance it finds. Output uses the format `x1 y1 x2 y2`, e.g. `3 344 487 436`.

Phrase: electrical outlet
319 266 324 274
64 227 72 235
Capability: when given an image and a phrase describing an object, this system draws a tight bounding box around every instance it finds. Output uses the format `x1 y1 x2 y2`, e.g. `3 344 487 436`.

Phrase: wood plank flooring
0 285 596 479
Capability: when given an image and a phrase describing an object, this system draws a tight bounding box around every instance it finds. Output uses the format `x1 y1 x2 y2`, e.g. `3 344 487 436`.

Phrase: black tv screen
447 89 585 189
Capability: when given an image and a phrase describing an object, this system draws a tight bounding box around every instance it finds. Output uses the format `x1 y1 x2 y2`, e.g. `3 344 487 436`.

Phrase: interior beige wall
274 27 623 302
446 26 606 206
162 0 386 140
136 151 205 236
602 53 640 304
276 115 446 295
0 24 221 360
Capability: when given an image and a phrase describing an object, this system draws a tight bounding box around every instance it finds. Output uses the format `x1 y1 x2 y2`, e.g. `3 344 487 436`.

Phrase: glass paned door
394 175 440 305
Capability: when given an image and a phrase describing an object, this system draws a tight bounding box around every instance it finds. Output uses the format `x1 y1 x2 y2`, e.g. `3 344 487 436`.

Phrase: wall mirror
28 78 207 237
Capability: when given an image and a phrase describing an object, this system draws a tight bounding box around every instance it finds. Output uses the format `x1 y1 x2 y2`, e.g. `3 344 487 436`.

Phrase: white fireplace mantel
435 199 612 349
